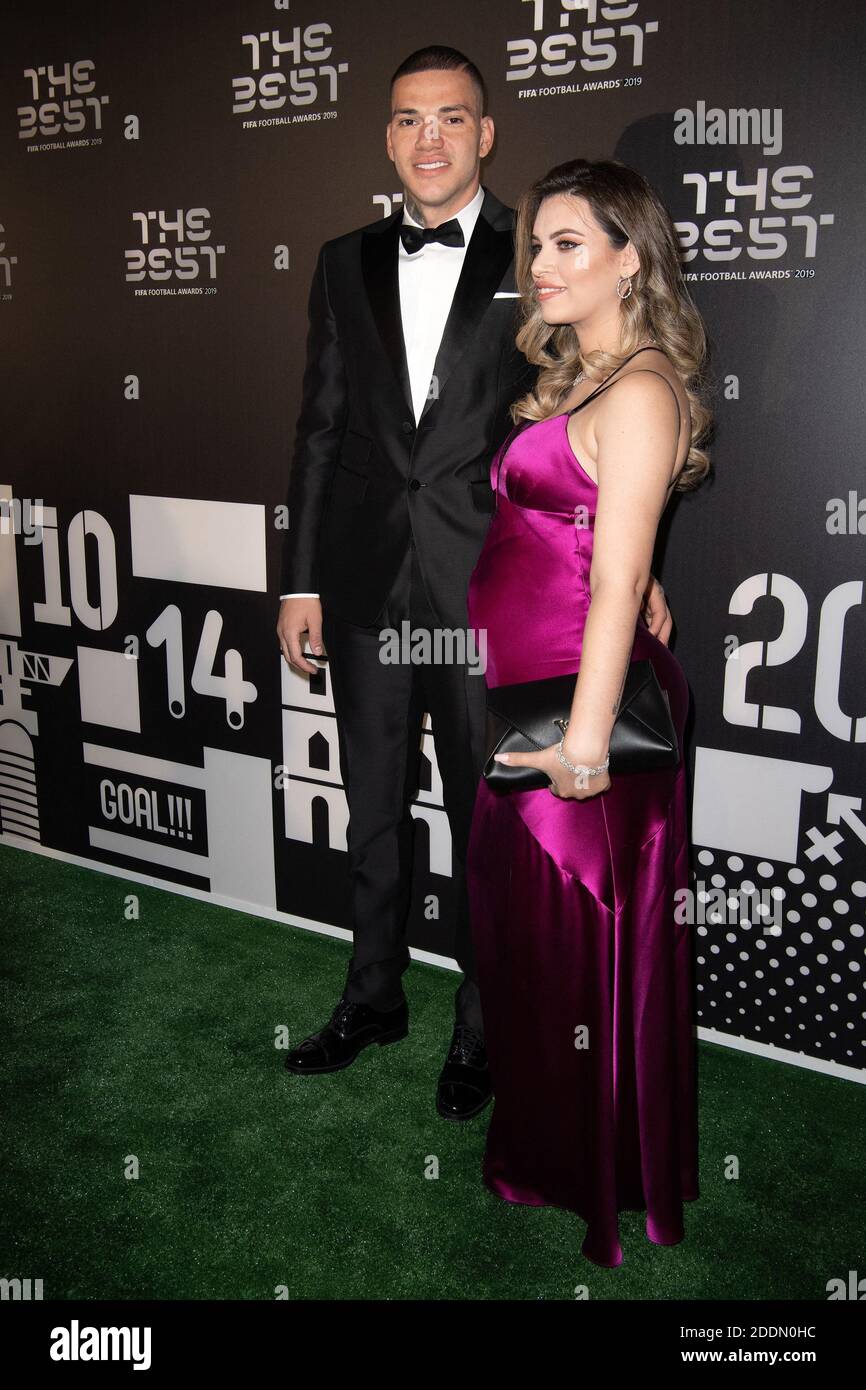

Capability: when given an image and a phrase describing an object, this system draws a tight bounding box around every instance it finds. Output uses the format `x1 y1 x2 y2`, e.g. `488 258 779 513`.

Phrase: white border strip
694 1025 864 1083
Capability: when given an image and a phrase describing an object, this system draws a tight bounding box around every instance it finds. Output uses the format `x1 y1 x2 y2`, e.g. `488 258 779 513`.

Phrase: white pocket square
493 291 520 299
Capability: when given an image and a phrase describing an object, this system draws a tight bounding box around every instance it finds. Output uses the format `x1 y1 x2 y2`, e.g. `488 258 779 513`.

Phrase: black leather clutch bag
483 659 679 793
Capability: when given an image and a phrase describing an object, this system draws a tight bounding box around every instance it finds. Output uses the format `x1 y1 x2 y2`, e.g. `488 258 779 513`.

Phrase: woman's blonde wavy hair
512 158 712 490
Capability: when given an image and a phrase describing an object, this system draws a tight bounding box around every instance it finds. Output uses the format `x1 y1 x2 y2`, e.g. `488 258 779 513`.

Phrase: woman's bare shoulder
603 350 689 428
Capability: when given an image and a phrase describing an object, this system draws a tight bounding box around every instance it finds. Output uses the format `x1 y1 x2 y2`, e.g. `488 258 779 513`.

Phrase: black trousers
321 540 488 1033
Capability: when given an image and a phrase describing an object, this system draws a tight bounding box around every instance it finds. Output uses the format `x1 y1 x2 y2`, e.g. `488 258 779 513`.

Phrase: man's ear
479 115 495 159
385 122 395 162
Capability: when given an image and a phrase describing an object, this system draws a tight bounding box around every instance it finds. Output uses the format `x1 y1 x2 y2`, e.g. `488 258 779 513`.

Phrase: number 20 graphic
724 573 865 741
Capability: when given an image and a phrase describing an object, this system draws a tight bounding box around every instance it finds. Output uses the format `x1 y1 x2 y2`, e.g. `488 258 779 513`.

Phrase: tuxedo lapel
360 211 413 417
419 198 515 425
359 188 516 425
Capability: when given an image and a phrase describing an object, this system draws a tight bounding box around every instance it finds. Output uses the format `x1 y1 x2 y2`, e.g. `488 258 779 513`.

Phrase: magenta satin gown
466 411 699 1268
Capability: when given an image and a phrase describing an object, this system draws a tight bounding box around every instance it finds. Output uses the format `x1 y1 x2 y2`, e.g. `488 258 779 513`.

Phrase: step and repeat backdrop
2 0 864 1079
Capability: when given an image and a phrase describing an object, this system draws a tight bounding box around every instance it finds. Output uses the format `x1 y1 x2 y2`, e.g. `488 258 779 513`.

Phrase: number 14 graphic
147 605 256 728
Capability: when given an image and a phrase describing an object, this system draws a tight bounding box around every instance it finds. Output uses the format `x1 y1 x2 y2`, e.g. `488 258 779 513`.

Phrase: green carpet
1 842 863 1300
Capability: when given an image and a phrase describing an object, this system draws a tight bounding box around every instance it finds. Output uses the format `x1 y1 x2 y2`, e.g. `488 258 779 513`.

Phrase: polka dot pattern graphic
692 836 866 1068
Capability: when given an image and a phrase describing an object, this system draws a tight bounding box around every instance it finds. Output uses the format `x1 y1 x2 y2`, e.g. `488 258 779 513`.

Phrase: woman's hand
641 575 673 644
493 743 611 800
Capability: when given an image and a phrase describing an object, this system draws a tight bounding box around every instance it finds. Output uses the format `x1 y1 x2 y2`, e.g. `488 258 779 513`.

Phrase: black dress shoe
436 1024 492 1121
284 995 408 1074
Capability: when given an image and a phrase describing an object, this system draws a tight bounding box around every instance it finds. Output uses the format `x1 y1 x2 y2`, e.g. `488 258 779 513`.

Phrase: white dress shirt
281 184 485 600
398 183 484 423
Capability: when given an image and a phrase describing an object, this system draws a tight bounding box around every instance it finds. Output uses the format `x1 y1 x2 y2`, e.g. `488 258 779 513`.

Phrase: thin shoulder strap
569 355 685 491
567 345 660 415
580 368 683 435
572 344 681 414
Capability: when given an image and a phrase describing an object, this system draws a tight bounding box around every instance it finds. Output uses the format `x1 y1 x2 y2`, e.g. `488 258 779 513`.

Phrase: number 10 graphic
33 505 257 729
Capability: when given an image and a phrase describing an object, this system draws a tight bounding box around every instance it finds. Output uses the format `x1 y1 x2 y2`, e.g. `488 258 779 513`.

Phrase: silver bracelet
556 722 608 778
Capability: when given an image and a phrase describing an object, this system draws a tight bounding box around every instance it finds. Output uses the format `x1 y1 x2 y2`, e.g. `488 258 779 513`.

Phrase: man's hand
277 596 324 675
641 575 672 646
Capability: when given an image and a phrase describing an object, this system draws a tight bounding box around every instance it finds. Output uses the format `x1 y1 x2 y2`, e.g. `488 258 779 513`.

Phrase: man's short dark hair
390 46 487 118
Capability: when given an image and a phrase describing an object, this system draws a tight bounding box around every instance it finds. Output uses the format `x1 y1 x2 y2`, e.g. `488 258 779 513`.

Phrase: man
276 46 671 1119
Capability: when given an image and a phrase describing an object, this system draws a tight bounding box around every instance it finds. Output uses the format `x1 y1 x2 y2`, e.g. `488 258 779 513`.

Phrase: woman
465 158 712 1267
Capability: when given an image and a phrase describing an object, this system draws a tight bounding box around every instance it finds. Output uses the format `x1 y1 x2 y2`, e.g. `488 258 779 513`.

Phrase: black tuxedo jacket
279 186 538 629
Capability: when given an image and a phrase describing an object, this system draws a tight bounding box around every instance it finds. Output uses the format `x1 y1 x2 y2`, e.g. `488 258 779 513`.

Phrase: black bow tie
399 218 465 254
